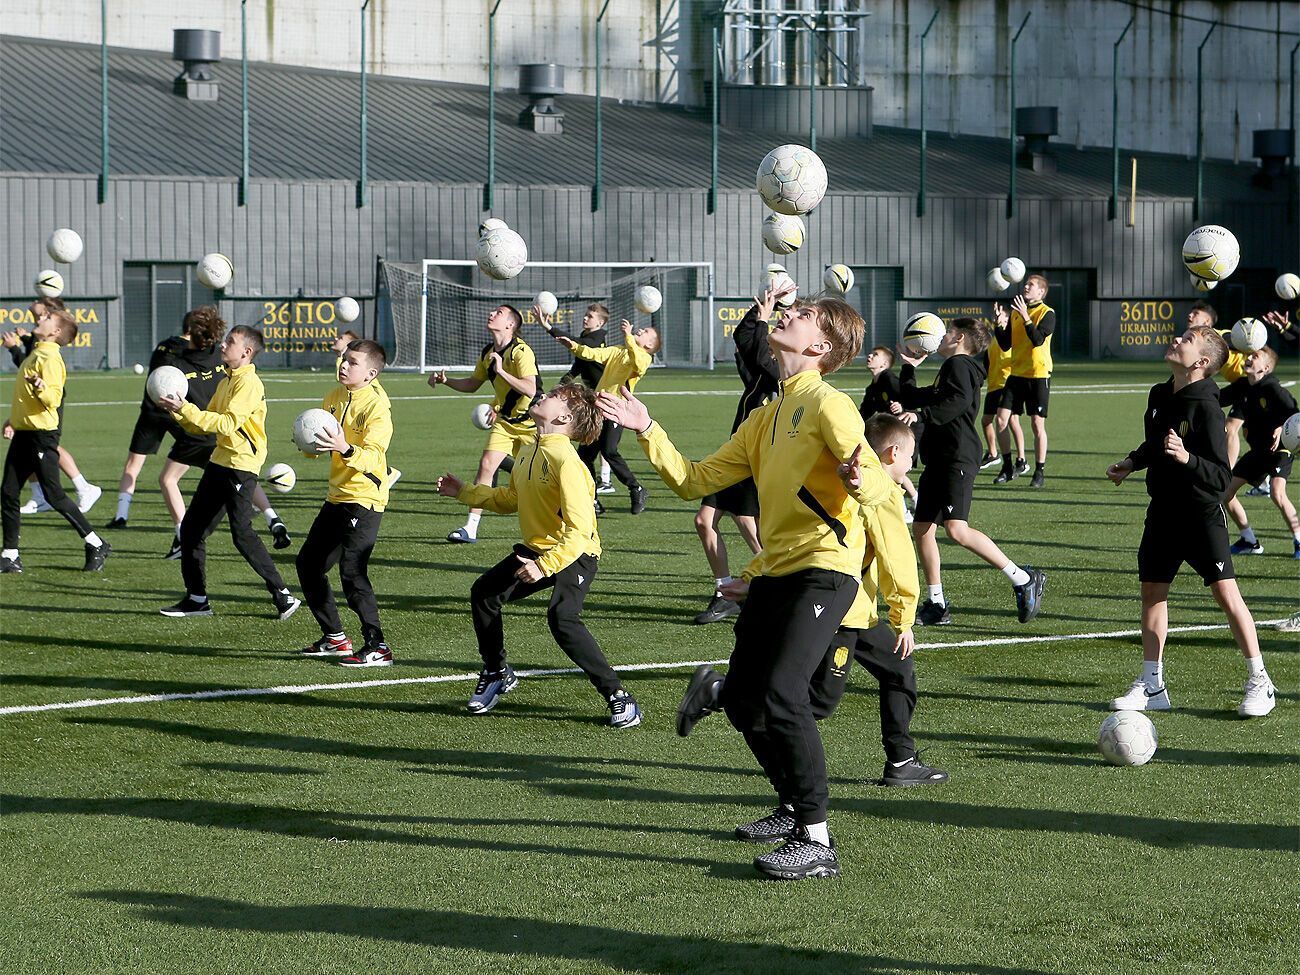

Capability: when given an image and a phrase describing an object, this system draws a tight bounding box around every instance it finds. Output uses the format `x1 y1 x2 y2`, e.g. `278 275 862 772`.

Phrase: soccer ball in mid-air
1275 273 1300 301
823 264 853 294
132 363 145 375
471 403 495 430
1229 317 1267 352
634 285 662 314
196 252 234 290
987 267 1010 294
1189 274 1217 292
761 264 797 308
293 408 342 454
761 213 806 255
335 297 360 323
755 144 828 216
265 463 296 493
476 227 528 281
1000 257 1025 284
1182 225 1239 284
902 312 945 356
1281 412 1300 451
146 365 188 405
1098 711 1157 766
34 269 64 298
535 290 558 316
478 217 508 238
46 228 84 264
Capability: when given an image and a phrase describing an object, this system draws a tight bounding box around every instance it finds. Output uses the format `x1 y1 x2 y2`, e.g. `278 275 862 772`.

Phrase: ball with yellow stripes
265 463 297 494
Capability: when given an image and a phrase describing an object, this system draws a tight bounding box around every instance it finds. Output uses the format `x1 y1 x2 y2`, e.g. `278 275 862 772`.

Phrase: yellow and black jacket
9 341 66 431
568 331 654 394
471 337 539 424
1214 330 1247 384
175 363 267 474
997 300 1055 378
841 488 919 633
322 380 392 511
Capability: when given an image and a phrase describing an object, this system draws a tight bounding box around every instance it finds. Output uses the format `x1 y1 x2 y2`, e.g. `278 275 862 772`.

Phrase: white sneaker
1110 679 1171 711
1238 673 1277 717
20 497 52 515
77 483 103 514
1277 612 1300 633
596 482 616 495
386 468 402 488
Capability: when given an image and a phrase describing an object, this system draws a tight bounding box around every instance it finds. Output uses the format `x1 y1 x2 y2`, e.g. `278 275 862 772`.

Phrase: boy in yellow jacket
156 326 300 620
1 305 110 573
297 339 395 667
436 383 642 729
599 293 895 880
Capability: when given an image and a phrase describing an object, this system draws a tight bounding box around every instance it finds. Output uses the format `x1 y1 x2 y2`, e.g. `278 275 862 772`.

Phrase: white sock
73 474 91 493
600 459 611 482
1246 656 1266 678
31 482 46 504
174 524 182 538
327 631 347 641
1240 526 1257 544
84 532 103 547
715 575 731 591
1003 562 1031 587
262 507 279 526
928 585 945 607
1292 531 1300 544
1141 660 1163 688
465 512 482 534
2 548 17 559
115 492 132 520
803 821 830 846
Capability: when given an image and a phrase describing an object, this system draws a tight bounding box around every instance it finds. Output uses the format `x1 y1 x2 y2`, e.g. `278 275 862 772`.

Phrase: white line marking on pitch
1 620 1288 717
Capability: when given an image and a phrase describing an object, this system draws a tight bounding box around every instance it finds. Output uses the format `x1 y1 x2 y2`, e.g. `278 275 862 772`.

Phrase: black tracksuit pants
296 501 384 645
1 430 93 548
578 420 640 489
720 568 859 825
470 545 622 697
180 463 287 598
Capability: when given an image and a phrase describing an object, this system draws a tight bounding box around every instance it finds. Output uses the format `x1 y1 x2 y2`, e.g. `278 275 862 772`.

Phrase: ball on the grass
755 144 828 215
535 290 559 316
146 365 188 404
1190 273 1217 292
293 407 342 453
34 269 64 298
196 252 234 290
761 213 806 255
1182 224 1239 283
1229 317 1267 352
1000 257 1026 284
476 227 528 280
1275 273 1300 301
634 285 662 315
987 267 1010 294
1281 412 1300 451
1098 710 1157 766
265 462 296 493
335 296 360 323
902 312 945 355
822 264 854 295
46 228 84 264
471 403 495 430
132 363 145 375
478 217 508 238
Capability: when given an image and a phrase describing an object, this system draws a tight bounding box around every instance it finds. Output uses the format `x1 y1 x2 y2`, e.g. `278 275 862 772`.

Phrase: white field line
1 619 1288 718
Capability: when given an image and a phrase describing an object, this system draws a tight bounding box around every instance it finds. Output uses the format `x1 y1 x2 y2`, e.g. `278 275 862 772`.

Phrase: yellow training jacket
9 341 66 431
1009 301 1054 378
841 488 919 632
638 368 895 578
470 337 538 423
322 380 392 511
987 335 1012 394
569 331 654 394
458 432 601 576
1215 332 1247 383
176 363 267 473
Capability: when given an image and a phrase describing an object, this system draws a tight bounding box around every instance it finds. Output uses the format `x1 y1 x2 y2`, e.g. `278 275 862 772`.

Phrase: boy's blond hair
639 327 662 355
1188 325 1228 375
552 383 602 446
808 296 865 375
865 414 915 455
588 303 610 324
1252 346 1279 372
51 308 78 346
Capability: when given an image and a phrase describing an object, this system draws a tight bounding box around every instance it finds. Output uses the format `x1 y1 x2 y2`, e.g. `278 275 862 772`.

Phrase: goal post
380 259 715 372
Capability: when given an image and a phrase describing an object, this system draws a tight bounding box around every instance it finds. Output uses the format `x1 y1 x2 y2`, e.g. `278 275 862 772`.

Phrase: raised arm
174 375 259 436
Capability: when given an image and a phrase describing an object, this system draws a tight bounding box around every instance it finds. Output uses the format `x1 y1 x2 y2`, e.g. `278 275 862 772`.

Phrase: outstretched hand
556 334 576 351
596 386 651 434
1105 458 1133 485
427 369 449 388
436 473 463 498
894 629 915 659
532 305 555 332
753 283 796 322
895 342 926 367
157 394 183 413
838 444 863 492
719 578 749 603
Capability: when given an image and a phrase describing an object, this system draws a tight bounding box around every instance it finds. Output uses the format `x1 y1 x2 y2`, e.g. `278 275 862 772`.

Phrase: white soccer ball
634 285 663 315
987 267 1010 294
34 269 64 298
46 228 84 264
1281 413 1300 451
755 144 828 216
478 217 508 238
761 213 806 255
471 403 495 430
1182 225 1239 283
1190 273 1217 292
1275 273 1300 301
132 363 145 375
146 365 189 404
823 264 854 295
762 264 797 308
265 462 296 493
902 312 946 356
293 408 343 453
476 227 528 281
1000 257 1026 284
1098 710 1158 767
335 296 360 323
196 252 234 290
1229 317 1268 353
535 290 559 316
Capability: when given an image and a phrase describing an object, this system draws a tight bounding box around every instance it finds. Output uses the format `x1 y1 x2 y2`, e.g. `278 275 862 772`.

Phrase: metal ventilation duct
172 29 220 101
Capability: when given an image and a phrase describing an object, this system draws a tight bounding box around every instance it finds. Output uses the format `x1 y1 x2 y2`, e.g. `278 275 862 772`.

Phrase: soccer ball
476 227 528 281
132 363 145 375
762 264 797 308
823 264 854 295
1190 273 1217 292
265 463 296 493
1281 412 1300 451
478 217 508 238
634 285 662 314
1098 710 1157 766
146 365 188 404
196 252 234 290
755 144 828 216
987 267 1010 294
1000 257 1026 284
535 290 559 316
471 403 495 430
293 408 342 454
335 296 360 323
902 312 945 355
1182 225 1239 283
34 269 64 298
761 213 806 255
1229 317 1267 352
46 228 84 264
1275 273 1300 301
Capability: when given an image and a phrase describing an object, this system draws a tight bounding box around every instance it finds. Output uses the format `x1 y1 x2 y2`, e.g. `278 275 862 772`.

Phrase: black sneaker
916 599 952 626
753 826 839 880
735 807 796 843
630 484 648 515
1013 567 1046 623
83 541 112 572
1 553 22 574
978 452 999 470
467 666 519 713
273 590 302 621
160 596 213 617
993 464 1017 484
693 593 740 625
593 498 605 516
677 665 723 736
882 755 949 787
1030 467 1045 488
105 516 127 529
163 536 183 560
270 518 292 550
607 689 643 729
1014 457 1028 476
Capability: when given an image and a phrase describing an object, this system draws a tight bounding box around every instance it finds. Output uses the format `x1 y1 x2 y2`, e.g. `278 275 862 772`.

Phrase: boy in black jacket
552 303 612 492
1105 326 1275 717
860 345 919 518
895 317 1045 626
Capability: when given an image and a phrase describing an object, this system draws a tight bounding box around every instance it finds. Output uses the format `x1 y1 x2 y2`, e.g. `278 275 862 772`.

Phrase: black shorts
914 462 976 524
1233 449 1293 484
167 435 215 468
129 410 183 455
983 387 1009 417
701 477 760 518
1003 376 1050 417
1138 505 1235 587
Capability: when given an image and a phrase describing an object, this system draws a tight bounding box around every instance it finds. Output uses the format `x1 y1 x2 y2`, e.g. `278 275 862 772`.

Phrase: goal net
380 260 714 372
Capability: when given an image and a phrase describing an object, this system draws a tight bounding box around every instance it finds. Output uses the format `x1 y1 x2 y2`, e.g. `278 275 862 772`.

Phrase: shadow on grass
79 891 1062 975
920 729 1300 767
3 633 268 660
182 761 323 776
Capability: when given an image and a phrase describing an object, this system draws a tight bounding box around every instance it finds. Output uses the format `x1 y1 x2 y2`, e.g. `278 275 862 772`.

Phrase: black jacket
899 355 985 467
140 337 224 420
1228 374 1297 454
729 305 780 433
559 328 607 388
1127 377 1230 508
859 369 902 421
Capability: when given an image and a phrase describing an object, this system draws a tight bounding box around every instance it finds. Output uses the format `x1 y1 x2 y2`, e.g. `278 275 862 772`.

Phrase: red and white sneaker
301 634 353 657
340 643 393 668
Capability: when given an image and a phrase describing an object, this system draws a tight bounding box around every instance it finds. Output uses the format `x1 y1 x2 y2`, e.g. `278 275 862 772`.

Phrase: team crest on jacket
789 405 805 437
541 458 551 480
1178 420 1190 437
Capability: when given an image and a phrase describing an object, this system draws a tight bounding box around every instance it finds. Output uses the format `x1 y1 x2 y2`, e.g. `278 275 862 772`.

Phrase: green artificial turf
1 362 1297 975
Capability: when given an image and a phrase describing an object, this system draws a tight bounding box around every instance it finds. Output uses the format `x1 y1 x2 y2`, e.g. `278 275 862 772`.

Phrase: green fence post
356 0 371 208
1109 16 1133 221
239 0 249 206
917 8 939 218
592 0 611 211
484 0 503 212
1006 11 1031 220
1194 22 1218 221
709 24 719 215
99 0 109 204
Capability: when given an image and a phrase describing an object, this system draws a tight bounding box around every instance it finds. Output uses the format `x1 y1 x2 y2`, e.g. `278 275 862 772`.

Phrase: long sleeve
900 361 977 426
458 482 519 515
341 402 392 479
870 499 919 633
994 321 1013 352
33 354 65 409
569 343 619 365
817 391 895 509
175 376 259 436
732 306 780 384
535 458 599 576
1181 401 1231 496
1127 388 1158 470
1024 310 1055 347
638 419 753 500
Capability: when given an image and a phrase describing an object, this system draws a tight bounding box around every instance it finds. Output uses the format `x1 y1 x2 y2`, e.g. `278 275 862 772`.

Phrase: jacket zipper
528 439 540 478
769 384 785 445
